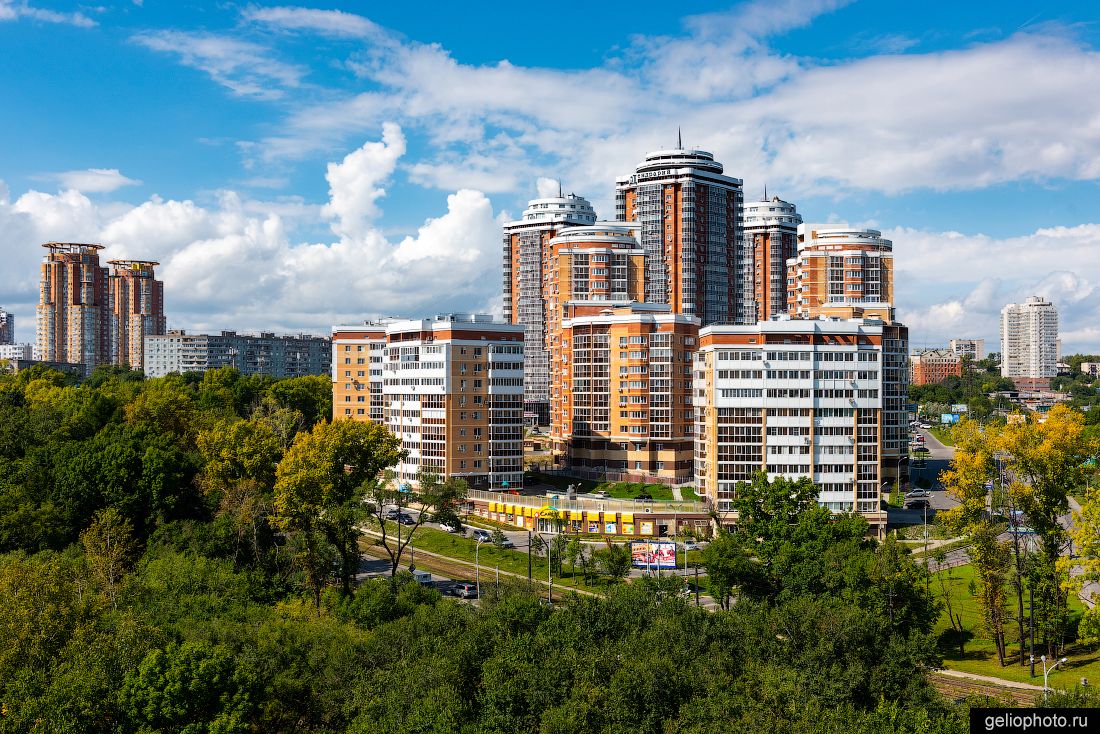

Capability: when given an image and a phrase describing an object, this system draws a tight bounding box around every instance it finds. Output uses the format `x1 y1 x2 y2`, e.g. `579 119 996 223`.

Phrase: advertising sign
940 413 961 424
630 541 677 569
950 404 969 413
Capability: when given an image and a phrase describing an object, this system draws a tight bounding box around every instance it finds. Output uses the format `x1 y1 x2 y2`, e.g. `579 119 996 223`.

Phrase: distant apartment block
744 195 802 321
36 243 110 366
502 192 597 426
1081 362 1100 379
0 306 13 344
909 348 962 386
615 146 746 325
0 343 33 361
1000 296 1058 381
108 260 165 370
381 314 524 492
787 224 894 321
144 330 330 378
948 338 985 362
694 317 909 538
550 303 699 484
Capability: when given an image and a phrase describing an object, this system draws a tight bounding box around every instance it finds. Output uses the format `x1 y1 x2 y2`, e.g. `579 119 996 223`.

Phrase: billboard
950 404 969 413
940 413 961 424
631 541 677 569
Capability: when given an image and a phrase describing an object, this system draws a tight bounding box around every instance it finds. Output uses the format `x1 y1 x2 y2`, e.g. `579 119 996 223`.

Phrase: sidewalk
937 668 1045 691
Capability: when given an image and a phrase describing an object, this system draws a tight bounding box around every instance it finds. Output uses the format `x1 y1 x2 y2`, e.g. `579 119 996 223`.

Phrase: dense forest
0 364 1048 732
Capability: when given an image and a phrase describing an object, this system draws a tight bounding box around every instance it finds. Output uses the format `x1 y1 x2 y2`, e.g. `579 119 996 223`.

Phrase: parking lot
889 427 960 525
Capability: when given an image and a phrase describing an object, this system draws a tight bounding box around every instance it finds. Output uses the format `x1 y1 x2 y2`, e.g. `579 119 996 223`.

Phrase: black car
397 513 416 525
905 499 931 510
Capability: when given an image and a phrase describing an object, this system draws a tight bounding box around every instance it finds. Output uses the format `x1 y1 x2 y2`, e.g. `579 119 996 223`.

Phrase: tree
729 472 820 574
594 542 631 588
701 532 763 610
81 507 136 609
362 470 469 580
274 419 404 604
268 375 332 428
1065 482 1100 643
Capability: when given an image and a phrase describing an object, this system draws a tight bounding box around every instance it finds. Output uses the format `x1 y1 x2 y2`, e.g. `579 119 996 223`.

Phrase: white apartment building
0 343 33 361
695 317 909 538
382 314 524 492
948 338 985 362
1000 297 1059 379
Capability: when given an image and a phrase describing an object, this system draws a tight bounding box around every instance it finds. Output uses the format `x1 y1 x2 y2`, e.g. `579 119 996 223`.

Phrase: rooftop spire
677 126 682 149
558 179 563 198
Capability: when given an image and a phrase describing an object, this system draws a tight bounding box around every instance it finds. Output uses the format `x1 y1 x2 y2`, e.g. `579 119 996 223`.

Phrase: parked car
439 521 461 533
455 582 478 599
498 537 516 549
681 540 703 552
382 508 400 521
905 498 931 510
590 490 610 499
412 570 433 585
397 512 416 526
471 528 493 543
905 489 931 499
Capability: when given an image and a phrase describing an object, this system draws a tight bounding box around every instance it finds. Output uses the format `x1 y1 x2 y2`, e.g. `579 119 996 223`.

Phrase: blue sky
2 0 1100 354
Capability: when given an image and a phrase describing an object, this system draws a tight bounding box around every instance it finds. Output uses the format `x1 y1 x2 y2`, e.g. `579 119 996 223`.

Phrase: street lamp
1033 654 1067 702
475 538 486 599
543 532 553 605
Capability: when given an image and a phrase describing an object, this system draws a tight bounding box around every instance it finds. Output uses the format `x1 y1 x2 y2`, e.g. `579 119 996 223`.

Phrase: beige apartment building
787 224 895 322
332 323 389 422
551 302 699 484
108 260 165 370
744 195 802 322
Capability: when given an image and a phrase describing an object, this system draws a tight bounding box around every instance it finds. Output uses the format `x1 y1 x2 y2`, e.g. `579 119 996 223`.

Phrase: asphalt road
889 427 959 525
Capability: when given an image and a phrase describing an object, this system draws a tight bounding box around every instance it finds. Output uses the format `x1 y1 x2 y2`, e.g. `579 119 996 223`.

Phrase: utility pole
1030 585 1036 677
527 529 532 583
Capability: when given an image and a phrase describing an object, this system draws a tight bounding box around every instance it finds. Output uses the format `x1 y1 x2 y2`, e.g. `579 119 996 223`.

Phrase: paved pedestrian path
937 668 1044 691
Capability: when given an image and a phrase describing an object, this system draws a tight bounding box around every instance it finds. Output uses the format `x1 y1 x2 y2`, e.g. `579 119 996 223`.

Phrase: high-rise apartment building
108 260 165 370
545 224 647 324
332 323 390 422
144 330 330 378
615 146 745 325
909 348 963 386
0 306 13 344
744 195 802 322
551 303 698 483
36 243 110 366
382 315 524 491
1000 296 1059 380
503 193 597 426
787 224 894 321
694 317 909 538
948 338 985 362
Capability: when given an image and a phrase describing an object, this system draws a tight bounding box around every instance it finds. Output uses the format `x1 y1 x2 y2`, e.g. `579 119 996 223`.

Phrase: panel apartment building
502 192 598 426
381 314 524 492
144 330 330 378
1000 296 1058 386
615 146 745 325
694 317 909 538
0 306 13 344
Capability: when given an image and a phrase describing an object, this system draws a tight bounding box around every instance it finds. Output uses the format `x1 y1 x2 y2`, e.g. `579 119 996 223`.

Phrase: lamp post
543 532 553 604
1034 654 1067 702
475 538 486 599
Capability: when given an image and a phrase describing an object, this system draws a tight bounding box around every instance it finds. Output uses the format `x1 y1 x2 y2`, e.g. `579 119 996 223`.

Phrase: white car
439 522 460 533
590 490 610 499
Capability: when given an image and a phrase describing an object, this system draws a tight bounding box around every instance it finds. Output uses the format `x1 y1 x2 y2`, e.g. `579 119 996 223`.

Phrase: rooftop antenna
763 183 767 201
558 179 563 198
677 127 682 149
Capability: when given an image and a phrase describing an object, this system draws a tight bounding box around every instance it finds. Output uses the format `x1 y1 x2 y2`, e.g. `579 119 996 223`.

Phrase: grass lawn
681 487 700 501
365 519 607 593
934 563 1100 688
529 473 701 504
929 425 955 446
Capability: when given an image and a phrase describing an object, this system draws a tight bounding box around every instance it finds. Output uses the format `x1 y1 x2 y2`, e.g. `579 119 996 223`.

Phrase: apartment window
357 408 365 415
344 408 351 415
473 460 482 469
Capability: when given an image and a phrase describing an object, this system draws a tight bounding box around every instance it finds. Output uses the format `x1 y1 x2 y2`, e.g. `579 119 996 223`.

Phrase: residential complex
36 243 110 367
694 317 909 538
0 306 13 344
502 193 598 426
108 260 166 370
550 302 699 484
1081 362 1100 379
1000 296 1059 382
35 243 167 370
948 338 985 362
381 314 524 491
744 195 802 322
909 348 962 386
787 224 894 321
332 323 389 422
615 146 745 325
144 330 330 378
